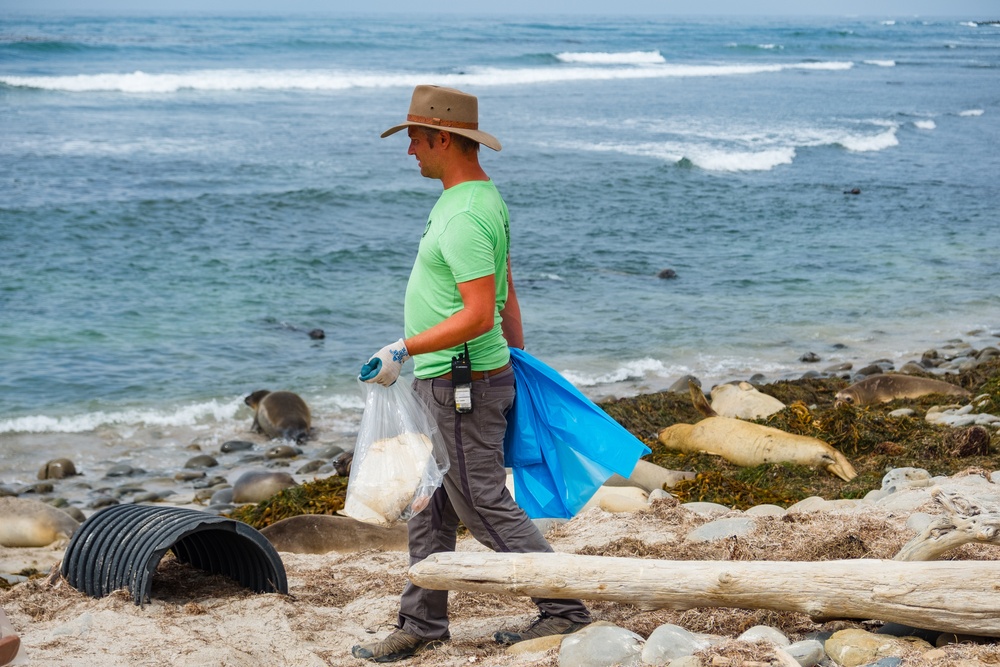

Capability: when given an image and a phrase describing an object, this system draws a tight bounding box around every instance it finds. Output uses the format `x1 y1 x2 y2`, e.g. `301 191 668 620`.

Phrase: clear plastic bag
343 380 449 525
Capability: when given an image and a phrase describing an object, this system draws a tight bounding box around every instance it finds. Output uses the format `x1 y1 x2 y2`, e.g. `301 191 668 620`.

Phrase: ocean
1 12 998 494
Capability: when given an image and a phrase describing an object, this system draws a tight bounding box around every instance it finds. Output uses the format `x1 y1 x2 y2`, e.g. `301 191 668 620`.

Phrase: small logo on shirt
421 219 432 238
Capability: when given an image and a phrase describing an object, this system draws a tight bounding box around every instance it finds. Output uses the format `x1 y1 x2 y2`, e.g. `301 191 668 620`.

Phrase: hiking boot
351 628 441 663
493 612 590 645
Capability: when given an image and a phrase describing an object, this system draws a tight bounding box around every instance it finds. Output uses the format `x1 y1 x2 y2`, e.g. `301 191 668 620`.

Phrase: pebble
184 454 218 469
744 503 786 516
220 440 255 453
785 639 826 667
558 623 644 667
685 516 755 543
737 625 790 645
38 458 77 480
681 501 730 516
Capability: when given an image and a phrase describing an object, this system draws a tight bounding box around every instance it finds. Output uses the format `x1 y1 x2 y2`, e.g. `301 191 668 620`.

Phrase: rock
887 408 915 418
265 444 300 460
897 361 926 375
316 445 346 459
744 504 786 517
681 502 730 516
824 629 933 667
296 459 326 474
881 467 931 492
786 496 829 513
785 639 825 667
184 454 218 469
38 458 77 480
737 625 790 645
558 622 643 667
668 375 701 394
686 517 756 543
641 623 707 665
220 440 255 453
799 352 820 363
210 488 234 505
506 633 563 654
231 470 297 504
104 464 139 478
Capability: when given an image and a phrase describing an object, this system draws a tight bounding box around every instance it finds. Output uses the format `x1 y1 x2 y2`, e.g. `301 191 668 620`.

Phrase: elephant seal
835 374 971 407
38 458 77 480
244 389 311 442
710 382 786 420
656 382 857 482
231 470 297 504
259 514 409 553
0 497 80 547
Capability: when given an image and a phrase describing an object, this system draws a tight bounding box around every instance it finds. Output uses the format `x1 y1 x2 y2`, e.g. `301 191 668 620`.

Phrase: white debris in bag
344 431 435 525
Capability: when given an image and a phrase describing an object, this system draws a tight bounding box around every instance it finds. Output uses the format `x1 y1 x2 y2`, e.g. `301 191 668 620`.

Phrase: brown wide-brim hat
381 85 502 152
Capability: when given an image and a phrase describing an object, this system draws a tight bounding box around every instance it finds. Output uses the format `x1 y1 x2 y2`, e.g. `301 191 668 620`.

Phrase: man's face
407 126 443 179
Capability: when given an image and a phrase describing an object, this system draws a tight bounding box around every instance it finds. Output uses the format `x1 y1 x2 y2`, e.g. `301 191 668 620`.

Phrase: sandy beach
3 335 1000 667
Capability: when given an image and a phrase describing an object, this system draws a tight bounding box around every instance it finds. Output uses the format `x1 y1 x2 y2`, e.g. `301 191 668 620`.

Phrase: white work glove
359 338 410 386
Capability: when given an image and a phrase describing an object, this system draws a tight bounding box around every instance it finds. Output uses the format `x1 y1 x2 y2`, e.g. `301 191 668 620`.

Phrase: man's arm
499 258 524 350
403 274 496 356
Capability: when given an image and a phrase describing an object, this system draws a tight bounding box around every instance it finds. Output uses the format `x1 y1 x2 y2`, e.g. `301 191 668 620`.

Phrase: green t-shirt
405 180 511 379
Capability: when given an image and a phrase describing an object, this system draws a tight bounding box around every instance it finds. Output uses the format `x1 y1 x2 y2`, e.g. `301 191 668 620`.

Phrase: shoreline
1 327 998 520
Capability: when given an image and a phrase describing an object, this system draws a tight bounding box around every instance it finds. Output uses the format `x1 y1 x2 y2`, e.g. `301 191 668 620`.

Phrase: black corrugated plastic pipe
62 504 288 605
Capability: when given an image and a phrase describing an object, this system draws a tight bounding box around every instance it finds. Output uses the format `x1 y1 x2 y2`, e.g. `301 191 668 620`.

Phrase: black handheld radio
451 343 473 413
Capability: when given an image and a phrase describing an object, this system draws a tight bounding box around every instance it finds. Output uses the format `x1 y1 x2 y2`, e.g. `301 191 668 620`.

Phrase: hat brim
381 122 502 152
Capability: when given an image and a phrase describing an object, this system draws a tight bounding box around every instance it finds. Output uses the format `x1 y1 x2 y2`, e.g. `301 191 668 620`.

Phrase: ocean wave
0 398 245 434
0 60 854 93
836 125 899 152
554 50 666 65
913 119 936 130
864 59 896 67
959 109 984 117
559 357 668 387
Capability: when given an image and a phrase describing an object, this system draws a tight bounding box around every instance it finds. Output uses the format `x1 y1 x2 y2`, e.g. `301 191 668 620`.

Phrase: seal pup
231 470 297 504
656 382 857 482
244 389 311 442
260 514 408 553
710 382 786 420
0 497 80 548
835 374 971 407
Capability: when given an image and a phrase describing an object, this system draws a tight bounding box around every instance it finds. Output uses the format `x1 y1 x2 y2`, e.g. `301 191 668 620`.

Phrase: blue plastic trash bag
503 348 651 519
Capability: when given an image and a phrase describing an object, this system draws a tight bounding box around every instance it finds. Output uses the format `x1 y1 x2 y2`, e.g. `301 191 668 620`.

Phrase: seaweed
225 475 349 529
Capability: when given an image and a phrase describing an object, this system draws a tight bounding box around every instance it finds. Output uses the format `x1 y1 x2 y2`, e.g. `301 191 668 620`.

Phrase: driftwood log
409 552 1000 636
895 485 1000 562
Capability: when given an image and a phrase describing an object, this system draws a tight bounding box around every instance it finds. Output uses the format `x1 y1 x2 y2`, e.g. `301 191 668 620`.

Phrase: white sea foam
0 398 245 434
685 147 795 172
560 357 668 387
0 60 854 93
837 125 899 152
864 59 896 67
913 119 936 130
881 20 896 26
960 22 979 28
959 109 984 117
555 50 665 65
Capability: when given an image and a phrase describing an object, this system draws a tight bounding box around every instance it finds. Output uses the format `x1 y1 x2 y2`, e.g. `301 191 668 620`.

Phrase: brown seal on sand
260 514 408 554
656 382 857 482
834 374 971 407
244 389 311 442
0 497 80 548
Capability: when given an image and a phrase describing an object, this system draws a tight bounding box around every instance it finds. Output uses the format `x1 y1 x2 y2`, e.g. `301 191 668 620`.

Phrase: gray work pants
397 366 592 640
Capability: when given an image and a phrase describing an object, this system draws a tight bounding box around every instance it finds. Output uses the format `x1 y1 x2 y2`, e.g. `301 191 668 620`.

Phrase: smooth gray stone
681 501 730 516
316 445 345 459
686 517 755 543
296 459 325 474
641 623 705 665
19 482 54 494
785 639 825 667
192 475 227 489
863 659 902 667
184 454 219 469
737 625 789 646
558 624 643 667
174 470 206 481
88 495 119 509
265 444 300 460
105 464 138 478
232 470 296 503
221 440 255 453
210 488 234 505
62 505 86 522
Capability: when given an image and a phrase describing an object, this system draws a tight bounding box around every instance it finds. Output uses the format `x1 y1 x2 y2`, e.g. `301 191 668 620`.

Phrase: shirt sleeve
437 212 498 284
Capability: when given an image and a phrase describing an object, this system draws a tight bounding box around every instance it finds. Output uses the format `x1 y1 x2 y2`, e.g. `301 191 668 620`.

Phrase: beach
3 334 1000 666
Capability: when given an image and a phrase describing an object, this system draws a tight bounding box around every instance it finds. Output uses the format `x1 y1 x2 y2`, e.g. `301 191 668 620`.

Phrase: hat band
407 114 479 130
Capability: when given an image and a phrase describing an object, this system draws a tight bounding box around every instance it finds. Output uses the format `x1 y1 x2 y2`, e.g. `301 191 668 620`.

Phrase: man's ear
437 130 453 149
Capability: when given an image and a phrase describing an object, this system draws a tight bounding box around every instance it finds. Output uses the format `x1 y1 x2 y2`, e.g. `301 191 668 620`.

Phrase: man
352 85 592 663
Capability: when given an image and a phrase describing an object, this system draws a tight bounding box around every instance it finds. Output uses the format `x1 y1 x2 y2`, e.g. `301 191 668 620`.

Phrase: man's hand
359 338 410 386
